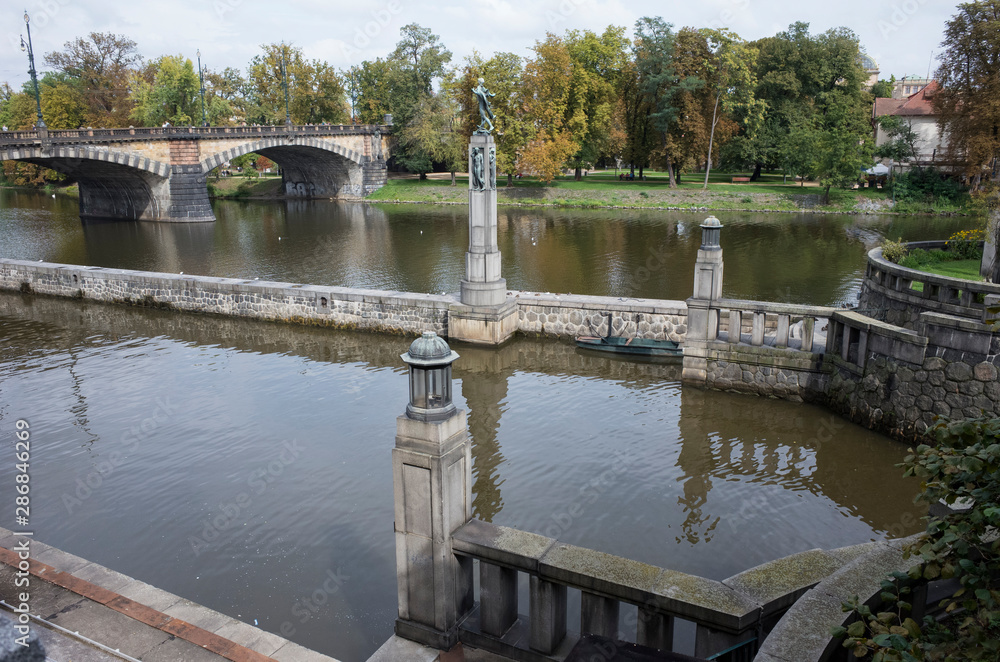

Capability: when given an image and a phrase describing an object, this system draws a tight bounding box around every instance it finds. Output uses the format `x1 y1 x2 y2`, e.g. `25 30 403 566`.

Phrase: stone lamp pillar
393 332 474 648
682 216 725 383
448 133 519 345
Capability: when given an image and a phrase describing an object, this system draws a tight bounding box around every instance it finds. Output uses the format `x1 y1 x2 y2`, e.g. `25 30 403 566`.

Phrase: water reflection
0 291 924 660
0 189 977 305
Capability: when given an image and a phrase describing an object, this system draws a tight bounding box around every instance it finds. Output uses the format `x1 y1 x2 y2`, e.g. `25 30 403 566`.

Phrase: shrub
947 228 986 261
891 168 968 203
899 254 921 269
881 237 909 264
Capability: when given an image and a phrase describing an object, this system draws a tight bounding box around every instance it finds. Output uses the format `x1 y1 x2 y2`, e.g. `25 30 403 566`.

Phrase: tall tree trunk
450 171 456 186
984 203 1000 282
507 172 513 187
750 162 762 181
574 166 582 181
420 172 427 181
703 92 721 190
667 157 677 188
639 166 644 180
824 184 831 205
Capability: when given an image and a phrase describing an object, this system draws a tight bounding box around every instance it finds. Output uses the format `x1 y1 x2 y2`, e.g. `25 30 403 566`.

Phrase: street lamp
400 332 459 422
281 44 291 126
196 49 207 126
20 10 45 130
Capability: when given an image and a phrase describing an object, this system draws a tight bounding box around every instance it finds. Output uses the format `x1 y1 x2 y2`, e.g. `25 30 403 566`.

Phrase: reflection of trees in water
675 386 922 544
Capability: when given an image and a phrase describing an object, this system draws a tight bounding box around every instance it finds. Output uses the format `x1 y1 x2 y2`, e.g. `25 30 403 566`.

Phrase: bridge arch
200 136 368 199
0 145 172 221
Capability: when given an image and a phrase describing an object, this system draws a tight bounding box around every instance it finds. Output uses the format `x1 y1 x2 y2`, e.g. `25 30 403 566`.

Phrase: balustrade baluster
481 563 518 637
751 312 765 346
802 317 815 352
581 593 619 639
529 576 567 654
637 608 674 651
776 314 790 349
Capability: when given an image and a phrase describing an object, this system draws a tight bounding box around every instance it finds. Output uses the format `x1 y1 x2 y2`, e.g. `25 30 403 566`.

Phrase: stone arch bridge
0 124 390 222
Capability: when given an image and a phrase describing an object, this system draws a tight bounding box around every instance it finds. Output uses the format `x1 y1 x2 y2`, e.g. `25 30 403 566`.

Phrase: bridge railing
0 124 390 145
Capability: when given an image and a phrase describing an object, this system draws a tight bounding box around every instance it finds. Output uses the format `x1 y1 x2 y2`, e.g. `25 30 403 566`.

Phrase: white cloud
0 0 957 92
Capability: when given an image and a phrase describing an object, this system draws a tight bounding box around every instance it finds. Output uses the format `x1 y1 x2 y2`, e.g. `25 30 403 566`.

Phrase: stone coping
0 527 338 662
509 290 687 314
716 298 836 319
753 536 921 662
831 310 930 346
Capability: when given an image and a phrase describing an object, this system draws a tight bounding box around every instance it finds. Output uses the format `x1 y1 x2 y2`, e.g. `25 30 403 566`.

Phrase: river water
0 192 967 659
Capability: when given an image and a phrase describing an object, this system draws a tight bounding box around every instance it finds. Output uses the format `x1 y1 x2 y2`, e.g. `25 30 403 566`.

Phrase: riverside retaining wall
0 259 690 343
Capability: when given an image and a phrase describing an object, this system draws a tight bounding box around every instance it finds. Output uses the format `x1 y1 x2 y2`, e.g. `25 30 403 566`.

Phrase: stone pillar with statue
448 78 518 345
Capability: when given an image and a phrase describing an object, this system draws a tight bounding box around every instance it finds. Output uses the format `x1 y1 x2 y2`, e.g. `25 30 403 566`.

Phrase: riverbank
365 175 976 216
2 172 977 216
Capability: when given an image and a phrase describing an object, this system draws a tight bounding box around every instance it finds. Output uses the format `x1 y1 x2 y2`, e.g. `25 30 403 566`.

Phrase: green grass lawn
915 259 983 281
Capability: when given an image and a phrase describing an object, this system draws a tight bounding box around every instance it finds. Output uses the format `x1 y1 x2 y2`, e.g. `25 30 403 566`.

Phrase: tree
396 92 463 181
700 29 765 188
520 33 579 183
44 33 142 127
385 24 452 174
935 1 1000 281
871 75 895 99
204 67 246 125
935 0 1000 193
129 55 200 126
874 115 921 177
38 73 87 129
244 44 348 125
353 58 394 125
562 27 630 180
342 65 362 123
633 17 703 187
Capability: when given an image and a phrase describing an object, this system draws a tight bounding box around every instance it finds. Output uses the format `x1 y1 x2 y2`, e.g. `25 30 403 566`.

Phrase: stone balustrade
0 124 390 146
449 519 890 662
714 299 835 353
859 242 1000 329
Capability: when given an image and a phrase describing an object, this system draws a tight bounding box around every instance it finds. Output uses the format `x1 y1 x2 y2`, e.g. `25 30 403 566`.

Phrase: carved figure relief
489 147 496 191
471 147 485 191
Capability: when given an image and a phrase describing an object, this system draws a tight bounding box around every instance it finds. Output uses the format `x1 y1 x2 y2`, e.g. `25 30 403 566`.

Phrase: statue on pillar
472 78 495 134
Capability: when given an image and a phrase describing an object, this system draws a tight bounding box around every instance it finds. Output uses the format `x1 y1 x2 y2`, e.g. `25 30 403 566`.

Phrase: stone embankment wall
825 312 1000 441
512 291 687 341
0 259 691 344
0 259 451 335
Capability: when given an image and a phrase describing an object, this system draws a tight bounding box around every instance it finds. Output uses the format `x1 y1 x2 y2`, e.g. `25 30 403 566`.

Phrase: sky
0 0 957 91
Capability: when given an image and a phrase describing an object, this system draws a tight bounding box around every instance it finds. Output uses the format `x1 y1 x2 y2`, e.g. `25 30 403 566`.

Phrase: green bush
881 237 909 264
891 168 968 203
899 254 921 269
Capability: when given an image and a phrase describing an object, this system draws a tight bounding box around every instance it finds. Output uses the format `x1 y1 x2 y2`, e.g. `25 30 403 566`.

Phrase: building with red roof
873 81 956 171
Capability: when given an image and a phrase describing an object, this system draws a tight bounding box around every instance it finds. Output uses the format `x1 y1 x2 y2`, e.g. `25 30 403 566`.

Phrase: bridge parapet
0 124 392 146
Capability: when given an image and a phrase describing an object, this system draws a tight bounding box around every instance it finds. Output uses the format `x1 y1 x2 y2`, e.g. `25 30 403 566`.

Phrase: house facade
873 80 955 172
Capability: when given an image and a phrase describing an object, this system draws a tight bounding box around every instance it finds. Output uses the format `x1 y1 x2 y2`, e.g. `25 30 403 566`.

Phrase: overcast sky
1 0 956 90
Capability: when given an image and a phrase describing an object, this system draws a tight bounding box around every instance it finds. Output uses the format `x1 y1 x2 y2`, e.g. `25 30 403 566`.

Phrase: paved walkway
0 527 338 661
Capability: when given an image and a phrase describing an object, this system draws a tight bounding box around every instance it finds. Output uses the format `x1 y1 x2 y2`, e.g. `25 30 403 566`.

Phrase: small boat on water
574 335 683 358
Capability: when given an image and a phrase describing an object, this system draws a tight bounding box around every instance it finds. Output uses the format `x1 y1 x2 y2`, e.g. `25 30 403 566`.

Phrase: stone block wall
513 291 687 341
0 259 450 336
702 343 828 403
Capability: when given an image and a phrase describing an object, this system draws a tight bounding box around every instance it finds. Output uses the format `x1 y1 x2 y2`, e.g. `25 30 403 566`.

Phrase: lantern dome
402 332 459 367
